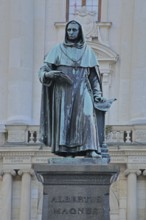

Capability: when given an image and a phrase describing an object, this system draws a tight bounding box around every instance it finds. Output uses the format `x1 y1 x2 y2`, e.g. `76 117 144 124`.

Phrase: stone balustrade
0 125 40 145
106 124 146 144
0 124 146 146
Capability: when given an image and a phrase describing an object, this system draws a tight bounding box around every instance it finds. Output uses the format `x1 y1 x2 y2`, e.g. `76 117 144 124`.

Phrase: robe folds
38 20 104 156
38 43 103 156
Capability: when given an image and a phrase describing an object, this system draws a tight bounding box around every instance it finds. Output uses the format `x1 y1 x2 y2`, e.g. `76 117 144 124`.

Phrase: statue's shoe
86 151 102 158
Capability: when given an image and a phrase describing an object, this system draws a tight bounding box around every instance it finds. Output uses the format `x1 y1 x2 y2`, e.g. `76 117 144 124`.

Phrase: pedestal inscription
44 182 109 220
34 159 118 220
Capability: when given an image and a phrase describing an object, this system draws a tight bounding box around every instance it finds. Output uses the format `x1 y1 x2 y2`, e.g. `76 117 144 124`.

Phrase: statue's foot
86 151 102 158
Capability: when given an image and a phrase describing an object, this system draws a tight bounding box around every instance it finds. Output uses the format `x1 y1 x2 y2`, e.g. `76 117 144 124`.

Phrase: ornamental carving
74 6 98 40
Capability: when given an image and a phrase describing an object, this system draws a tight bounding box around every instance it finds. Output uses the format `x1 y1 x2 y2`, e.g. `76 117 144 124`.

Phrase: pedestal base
34 158 118 220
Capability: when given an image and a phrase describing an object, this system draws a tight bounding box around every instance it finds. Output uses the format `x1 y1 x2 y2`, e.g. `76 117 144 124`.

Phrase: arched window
66 0 102 21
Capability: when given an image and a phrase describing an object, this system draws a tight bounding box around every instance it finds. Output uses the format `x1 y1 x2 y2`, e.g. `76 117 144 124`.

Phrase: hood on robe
44 20 99 67
63 20 85 49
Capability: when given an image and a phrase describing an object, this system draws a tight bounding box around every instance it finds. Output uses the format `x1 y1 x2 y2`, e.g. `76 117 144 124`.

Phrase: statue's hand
44 71 73 85
94 96 106 103
45 70 61 79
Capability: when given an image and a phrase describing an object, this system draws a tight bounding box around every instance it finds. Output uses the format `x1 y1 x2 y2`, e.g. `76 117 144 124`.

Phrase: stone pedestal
34 158 118 220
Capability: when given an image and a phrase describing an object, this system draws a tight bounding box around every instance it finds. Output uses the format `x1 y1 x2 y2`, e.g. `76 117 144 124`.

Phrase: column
18 169 34 220
1 170 16 220
125 169 141 220
7 0 34 124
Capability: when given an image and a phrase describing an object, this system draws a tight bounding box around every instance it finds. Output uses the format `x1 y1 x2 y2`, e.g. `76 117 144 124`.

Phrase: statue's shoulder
85 44 96 55
48 43 62 55
84 44 97 60
44 43 62 62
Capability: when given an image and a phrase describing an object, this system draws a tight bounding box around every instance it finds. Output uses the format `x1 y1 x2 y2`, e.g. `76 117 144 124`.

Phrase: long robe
38 20 103 156
38 43 103 156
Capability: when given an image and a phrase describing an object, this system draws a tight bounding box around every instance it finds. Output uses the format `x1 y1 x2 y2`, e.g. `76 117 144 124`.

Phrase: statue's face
67 23 80 41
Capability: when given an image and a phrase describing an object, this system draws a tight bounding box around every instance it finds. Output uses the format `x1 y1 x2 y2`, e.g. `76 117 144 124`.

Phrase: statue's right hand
45 70 63 79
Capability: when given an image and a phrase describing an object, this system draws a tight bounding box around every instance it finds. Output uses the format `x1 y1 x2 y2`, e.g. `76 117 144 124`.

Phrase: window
66 0 102 21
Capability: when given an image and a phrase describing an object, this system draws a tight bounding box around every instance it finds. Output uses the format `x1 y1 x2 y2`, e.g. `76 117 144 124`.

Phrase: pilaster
7 0 34 124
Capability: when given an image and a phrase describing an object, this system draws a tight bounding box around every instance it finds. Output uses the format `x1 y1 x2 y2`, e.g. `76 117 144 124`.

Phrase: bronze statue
38 20 109 158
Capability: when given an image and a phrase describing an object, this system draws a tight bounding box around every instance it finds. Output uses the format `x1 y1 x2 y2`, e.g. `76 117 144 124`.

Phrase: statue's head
64 20 84 47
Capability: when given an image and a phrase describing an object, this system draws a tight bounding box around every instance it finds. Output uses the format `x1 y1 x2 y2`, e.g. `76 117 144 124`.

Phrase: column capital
18 168 34 176
124 169 141 177
1 169 16 176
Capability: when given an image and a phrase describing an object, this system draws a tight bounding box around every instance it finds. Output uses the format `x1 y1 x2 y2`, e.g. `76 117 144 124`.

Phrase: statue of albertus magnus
38 20 105 158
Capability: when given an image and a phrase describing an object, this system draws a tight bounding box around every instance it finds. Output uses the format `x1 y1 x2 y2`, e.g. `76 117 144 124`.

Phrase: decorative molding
110 152 146 157
73 6 98 40
128 156 146 163
3 156 31 164
1 151 35 157
0 146 57 169
128 164 146 169
0 147 52 158
110 156 127 164
88 42 119 63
